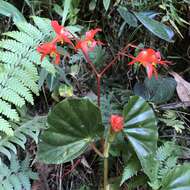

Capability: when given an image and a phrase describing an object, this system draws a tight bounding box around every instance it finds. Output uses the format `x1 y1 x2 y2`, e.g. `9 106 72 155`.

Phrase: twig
157 101 190 110
91 143 104 158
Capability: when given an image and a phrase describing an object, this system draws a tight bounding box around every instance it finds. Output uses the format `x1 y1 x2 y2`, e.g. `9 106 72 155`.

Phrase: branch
157 101 190 110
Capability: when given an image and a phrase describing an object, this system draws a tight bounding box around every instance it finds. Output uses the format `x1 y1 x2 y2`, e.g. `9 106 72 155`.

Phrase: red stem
81 44 131 108
96 75 101 107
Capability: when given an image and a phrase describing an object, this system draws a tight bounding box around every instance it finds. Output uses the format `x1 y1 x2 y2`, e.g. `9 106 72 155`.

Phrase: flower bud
110 115 124 133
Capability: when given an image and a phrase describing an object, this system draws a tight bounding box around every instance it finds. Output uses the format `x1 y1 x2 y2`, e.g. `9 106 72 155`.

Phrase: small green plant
0 155 38 190
160 110 185 133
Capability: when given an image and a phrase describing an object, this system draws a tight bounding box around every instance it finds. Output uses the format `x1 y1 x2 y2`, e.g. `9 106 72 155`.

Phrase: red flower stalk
76 28 103 55
51 20 74 47
128 48 171 79
37 42 60 64
110 115 124 133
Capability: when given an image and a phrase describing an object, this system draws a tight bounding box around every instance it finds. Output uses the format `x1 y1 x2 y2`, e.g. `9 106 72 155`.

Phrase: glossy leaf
37 98 103 164
0 0 26 23
123 96 158 159
134 12 174 42
161 164 190 190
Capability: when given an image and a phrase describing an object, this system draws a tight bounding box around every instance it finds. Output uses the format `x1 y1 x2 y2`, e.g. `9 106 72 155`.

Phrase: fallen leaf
170 71 190 102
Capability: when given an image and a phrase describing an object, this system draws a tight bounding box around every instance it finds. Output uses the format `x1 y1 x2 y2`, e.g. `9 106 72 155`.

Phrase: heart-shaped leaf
134 12 174 42
37 98 103 164
123 96 158 159
134 76 176 104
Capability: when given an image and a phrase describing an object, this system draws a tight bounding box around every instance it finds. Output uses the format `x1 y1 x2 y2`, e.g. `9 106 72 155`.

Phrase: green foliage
117 6 138 27
0 0 26 23
103 0 111 11
160 0 189 38
0 155 38 190
120 156 141 185
90 46 107 70
37 98 104 164
123 96 158 159
159 110 185 133
0 16 55 136
134 76 176 104
161 164 190 190
134 11 174 42
141 142 190 190
61 0 72 25
126 174 148 190
0 116 47 161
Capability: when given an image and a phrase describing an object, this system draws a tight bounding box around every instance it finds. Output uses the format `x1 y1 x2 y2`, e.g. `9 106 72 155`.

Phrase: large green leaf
161 164 190 190
0 0 26 23
123 96 158 159
37 98 103 164
134 76 176 104
134 12 174 42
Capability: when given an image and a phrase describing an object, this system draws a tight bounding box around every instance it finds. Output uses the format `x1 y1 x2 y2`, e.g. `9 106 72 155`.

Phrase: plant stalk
103 127 111 190
96 75 101 107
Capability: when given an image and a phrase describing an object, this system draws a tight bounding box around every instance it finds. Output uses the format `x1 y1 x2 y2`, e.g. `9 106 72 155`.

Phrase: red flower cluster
37 20 102 65
110 115 124 133
128 48 171 79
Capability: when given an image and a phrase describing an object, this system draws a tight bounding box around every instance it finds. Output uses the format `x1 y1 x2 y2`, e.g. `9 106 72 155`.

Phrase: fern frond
0 51 19 65
4 31 35 46
0 155 38 190
160 110 185 133
0 116 47 160
16 22 43 40
0 99 19 121
0 87 25 107
0 39 29 55
13 68 39 95
6 78 34 104
0 16 55 135
32 16 52 35
0 117 13 136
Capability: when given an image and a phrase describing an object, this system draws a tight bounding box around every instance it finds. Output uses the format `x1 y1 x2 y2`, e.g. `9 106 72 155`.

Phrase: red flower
37 42 60 64
128 48 170 79
76 28 103 54
110 115 124 133
51 20 74 47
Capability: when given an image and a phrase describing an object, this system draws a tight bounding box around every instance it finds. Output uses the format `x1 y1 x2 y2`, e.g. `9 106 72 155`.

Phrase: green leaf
120 156 141 185
117 6 138 27
37 98 103 164
89 0 97 11
123 96 158 159
103 0 111 11
134 76 176 104
134 12 174 42
53 4 63 17
62 0 72 25
0 0 26 23
161 164 190 190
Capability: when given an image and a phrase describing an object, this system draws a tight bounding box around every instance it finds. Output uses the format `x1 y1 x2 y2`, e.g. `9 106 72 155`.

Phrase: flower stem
91 143 104 158
103 126 111 190
96 75 101 107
